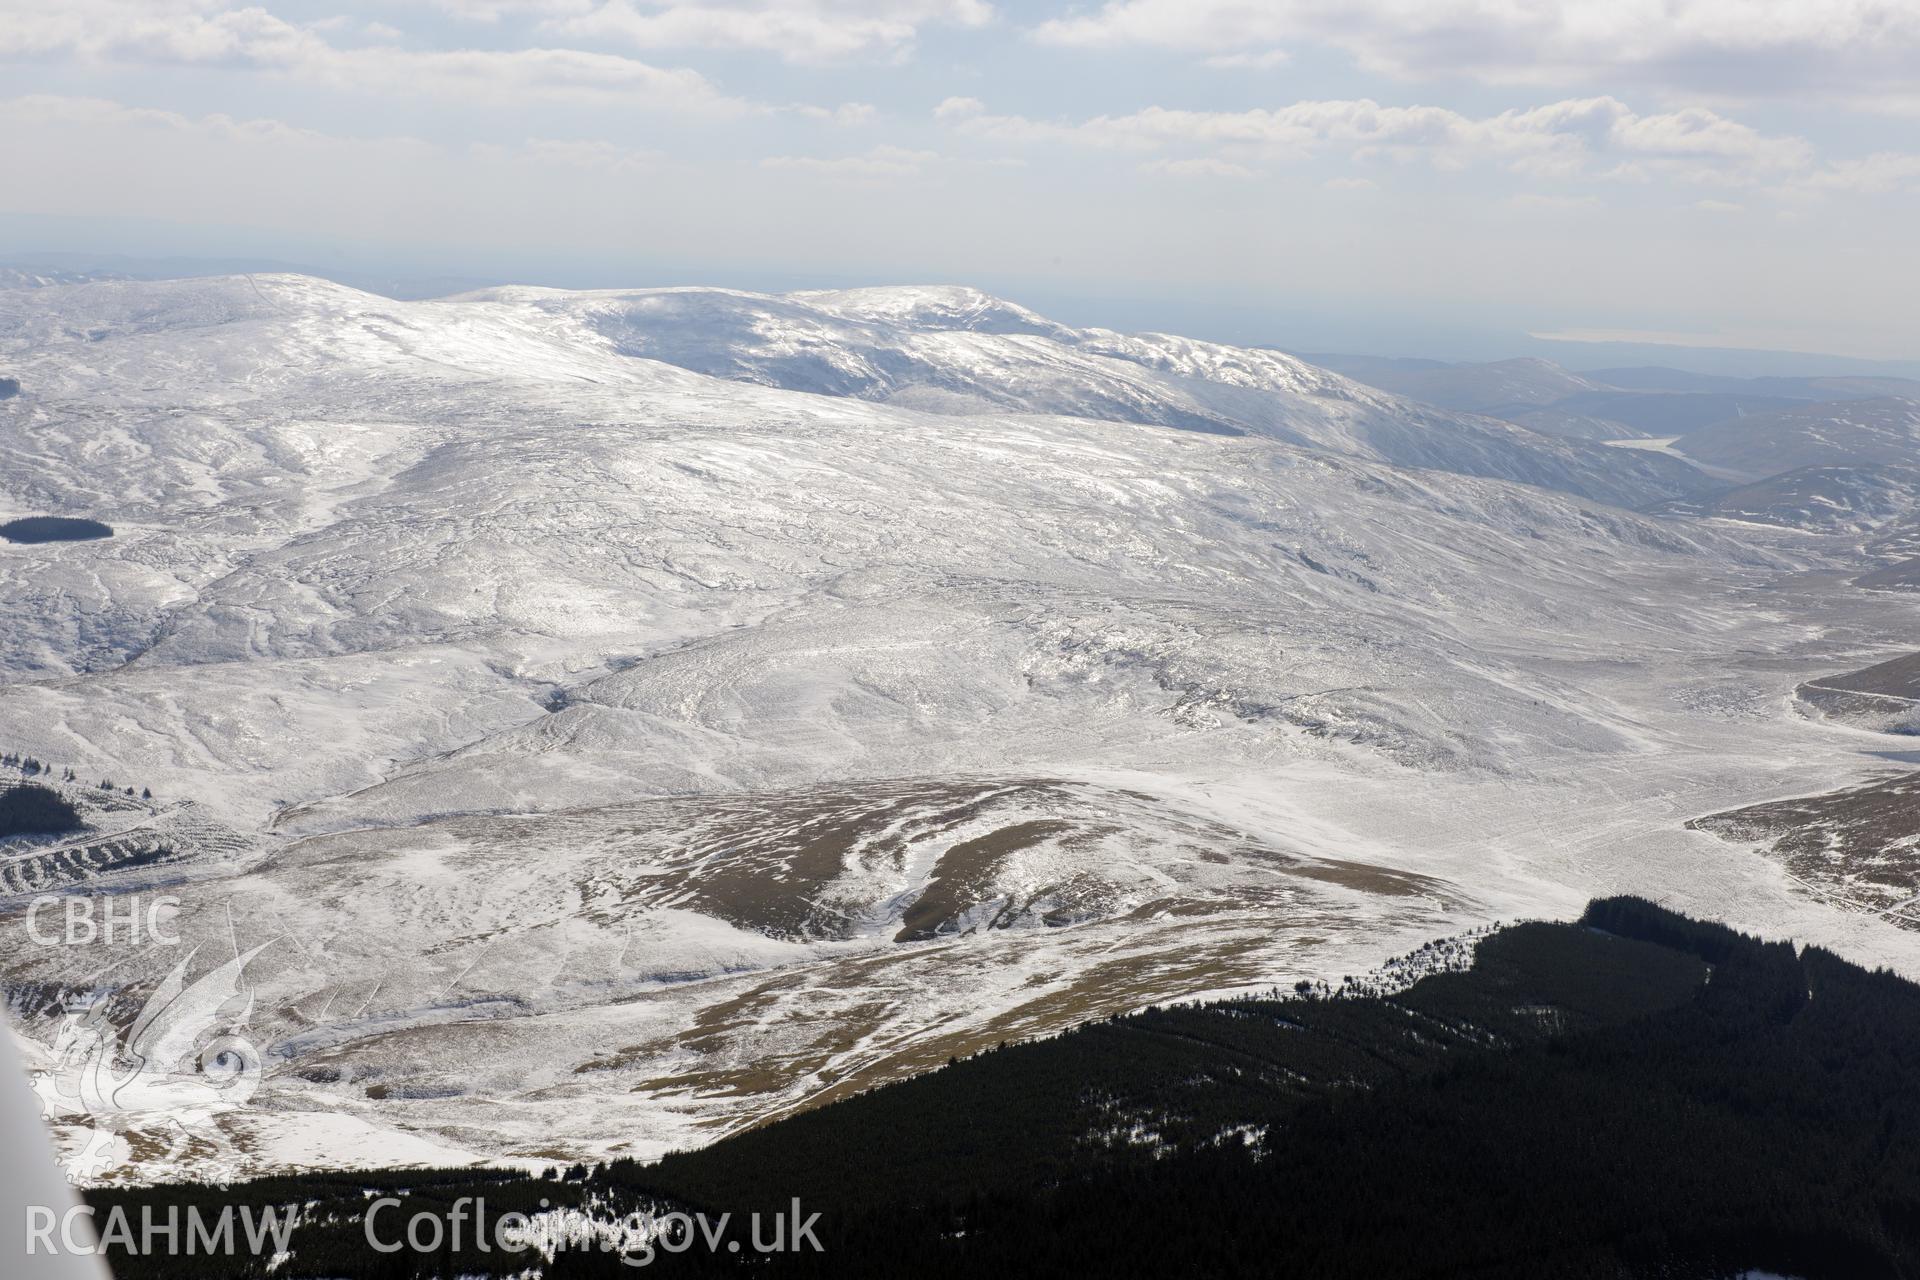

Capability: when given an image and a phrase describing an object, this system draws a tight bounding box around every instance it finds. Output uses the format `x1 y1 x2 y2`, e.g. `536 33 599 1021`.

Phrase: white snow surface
1 274 1917 1185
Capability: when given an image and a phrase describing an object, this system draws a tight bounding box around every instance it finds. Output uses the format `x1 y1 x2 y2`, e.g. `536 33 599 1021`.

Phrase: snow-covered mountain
1674 397 1920 478
462 284 1708 506
2 275 1915 1185
1658 464 1920 536
1797 650 1920 735
1644 406 1920 563
1858 556 1920 590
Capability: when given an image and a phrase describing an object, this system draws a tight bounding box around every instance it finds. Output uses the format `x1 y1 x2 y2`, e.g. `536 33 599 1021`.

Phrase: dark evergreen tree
0 782 83 837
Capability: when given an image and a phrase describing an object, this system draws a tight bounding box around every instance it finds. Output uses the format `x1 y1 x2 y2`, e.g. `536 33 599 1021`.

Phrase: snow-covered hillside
2 275 1916 1185
467 284 1709 507
1659 464 1920 537
1676 396 1920 478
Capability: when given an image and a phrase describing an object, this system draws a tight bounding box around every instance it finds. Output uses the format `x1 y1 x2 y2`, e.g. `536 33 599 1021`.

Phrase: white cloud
933 96 987 121
417 0 595 19
1141 156 1253 178
495 137 661 171
0 93 350 143
1204 49 1291 71
936 95 1814 185
1791 152 1920 194
1691 198 1744 213
1509 192 1600 210
2 96 638 179
0 1 290 62
351 46 740 109
791 101 881 126
0 1 744 112
1029 0 1920 110
0 93 434 213
556 0 993 64
0 94 679 245
762 143 938 176
1322 175 1376 190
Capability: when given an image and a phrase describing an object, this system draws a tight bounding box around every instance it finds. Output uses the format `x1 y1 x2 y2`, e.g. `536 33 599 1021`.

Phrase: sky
1 0 1918 365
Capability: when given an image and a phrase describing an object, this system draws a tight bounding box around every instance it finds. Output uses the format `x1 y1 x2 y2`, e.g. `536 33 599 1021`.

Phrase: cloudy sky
2 1 1917 362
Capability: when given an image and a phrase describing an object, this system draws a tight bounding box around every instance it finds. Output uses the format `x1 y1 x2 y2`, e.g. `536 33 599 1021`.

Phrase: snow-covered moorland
2 275 1916 1184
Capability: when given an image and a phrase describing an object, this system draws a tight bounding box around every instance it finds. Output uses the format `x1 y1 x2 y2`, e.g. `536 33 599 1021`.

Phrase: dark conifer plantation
0 781 83 837
92 899 1920 1279
0 515 113 543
